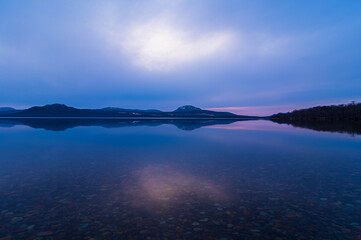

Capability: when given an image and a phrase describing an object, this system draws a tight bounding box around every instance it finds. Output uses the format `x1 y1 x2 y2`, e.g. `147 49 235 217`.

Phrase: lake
0 119 361 239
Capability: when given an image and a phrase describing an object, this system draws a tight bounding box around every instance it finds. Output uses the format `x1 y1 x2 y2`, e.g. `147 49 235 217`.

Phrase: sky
0 0 361 116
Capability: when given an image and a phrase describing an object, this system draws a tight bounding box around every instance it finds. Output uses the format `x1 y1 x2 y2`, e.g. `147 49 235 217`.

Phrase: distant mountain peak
174 105 202 112
0 107 16 112
43 103 70 108
2 103 256 118
28 104 77 112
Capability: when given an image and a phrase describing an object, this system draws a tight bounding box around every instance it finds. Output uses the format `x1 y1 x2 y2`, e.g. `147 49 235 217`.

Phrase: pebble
37 231 53 236
27 225 35 230
11 217 23 223
81 223 89 229
192 222 200 226
0 236 13 240
259 211 267 216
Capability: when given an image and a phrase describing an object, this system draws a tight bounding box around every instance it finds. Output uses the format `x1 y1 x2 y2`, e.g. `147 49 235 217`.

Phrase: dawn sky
1 0 361 115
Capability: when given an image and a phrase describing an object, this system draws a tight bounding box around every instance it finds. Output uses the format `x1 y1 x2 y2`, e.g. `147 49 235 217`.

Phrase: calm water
1 120 361 239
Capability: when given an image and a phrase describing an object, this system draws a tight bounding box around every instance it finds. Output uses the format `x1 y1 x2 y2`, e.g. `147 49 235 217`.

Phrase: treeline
271 102 361 121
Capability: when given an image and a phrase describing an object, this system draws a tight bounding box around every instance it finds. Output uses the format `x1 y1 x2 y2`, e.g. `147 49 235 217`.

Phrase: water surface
1 120 361 239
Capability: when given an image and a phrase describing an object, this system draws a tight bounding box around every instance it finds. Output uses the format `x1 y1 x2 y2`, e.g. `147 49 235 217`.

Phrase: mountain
171 105 237 117
0 107 19 116
1 103 259 119
174 105 202 112
0 107 16 111
13 104 90 117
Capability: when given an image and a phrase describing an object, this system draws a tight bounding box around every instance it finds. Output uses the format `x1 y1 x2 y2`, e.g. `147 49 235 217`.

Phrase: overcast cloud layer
1 0 361 114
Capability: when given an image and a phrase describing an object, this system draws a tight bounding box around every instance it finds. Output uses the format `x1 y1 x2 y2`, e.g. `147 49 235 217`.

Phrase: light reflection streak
204 120 307 133
125 165 228 209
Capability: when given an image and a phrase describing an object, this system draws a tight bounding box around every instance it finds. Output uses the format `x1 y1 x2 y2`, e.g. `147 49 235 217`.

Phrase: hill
0 107 20 116
270 102 361 121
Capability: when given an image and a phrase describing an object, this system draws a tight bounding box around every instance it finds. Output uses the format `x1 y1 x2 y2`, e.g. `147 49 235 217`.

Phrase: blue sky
0 0 361 115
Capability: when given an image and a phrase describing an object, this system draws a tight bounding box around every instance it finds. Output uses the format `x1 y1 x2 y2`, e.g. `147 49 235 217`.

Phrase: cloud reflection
125 165 228 209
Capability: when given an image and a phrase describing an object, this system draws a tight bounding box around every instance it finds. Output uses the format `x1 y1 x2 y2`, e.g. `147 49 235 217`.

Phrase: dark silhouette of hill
1 103 260 119
270 102 361 121
270 102 361 135
0 118 248 131
0 107 20 116
0 107 16 111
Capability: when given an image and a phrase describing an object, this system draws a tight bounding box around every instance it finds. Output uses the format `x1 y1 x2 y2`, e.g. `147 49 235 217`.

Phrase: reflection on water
0 118 241 131
127 165 228 209
272 119 361 136
1 117 361 136
0 120 361 239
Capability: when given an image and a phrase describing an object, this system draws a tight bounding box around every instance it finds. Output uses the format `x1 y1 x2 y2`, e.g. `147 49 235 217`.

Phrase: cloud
103 16 234 72
95 2 296 73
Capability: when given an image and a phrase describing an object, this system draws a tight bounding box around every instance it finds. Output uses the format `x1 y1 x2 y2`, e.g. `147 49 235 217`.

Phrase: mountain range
0 104 260 118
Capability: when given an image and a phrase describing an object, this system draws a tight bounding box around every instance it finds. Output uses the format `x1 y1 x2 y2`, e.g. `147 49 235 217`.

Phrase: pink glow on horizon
206 105 302 116
206 99 361 116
